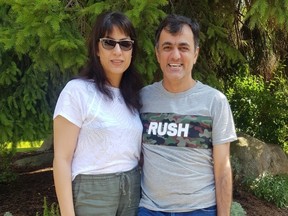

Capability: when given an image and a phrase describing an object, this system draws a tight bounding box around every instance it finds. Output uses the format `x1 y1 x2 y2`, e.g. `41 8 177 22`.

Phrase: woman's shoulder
63 78 95 92
66 78 92 86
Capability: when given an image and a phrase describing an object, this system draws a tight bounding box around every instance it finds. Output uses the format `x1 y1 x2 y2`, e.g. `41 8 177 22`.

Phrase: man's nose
171 48 181 60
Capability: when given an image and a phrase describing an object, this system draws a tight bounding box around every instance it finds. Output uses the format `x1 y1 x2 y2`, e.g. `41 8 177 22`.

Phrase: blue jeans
138 206 217 216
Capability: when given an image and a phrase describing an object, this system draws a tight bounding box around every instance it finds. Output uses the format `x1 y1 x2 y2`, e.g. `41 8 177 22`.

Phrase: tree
165 0 288 82
160 0 288 150
0 0 287 152
0 0 167 148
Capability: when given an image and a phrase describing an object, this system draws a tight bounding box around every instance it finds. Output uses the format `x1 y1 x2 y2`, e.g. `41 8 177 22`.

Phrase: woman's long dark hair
79 11 143 113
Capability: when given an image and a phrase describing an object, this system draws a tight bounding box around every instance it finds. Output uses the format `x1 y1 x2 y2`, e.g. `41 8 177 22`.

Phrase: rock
12 135 54 172
37 134 53 152
13 152 53 172
231 133 288 179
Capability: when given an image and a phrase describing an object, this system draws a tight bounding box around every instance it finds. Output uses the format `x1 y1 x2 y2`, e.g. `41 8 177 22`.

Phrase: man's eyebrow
161 41 173 47
178 42 190 47
161 41 190 47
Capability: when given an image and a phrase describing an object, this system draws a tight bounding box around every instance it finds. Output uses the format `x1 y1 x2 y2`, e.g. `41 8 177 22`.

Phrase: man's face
155 25 199 84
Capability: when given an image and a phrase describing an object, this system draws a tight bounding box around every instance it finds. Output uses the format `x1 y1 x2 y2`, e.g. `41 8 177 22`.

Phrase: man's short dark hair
155 14 200 49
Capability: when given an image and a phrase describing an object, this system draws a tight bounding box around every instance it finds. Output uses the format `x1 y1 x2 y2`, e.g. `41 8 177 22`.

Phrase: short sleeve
211 92 237 145
53 80 84 128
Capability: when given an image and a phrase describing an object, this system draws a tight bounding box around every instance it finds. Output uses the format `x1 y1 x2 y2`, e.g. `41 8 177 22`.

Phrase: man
138 14 237 216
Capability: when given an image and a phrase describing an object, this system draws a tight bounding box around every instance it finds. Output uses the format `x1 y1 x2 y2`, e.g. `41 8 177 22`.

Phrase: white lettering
177 123 189 137
147 122 158 135
167 123 178 136
157 122 168 136
147 122 189 137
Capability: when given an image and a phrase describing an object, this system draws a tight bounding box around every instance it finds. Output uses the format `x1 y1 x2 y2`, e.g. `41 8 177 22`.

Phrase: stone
37 134 53 152
13 152 53 171
231 133 288 179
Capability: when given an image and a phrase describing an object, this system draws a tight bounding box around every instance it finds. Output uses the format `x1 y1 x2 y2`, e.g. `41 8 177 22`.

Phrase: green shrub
247 173 288 208
36 197 60 216
231 201 247 215
226 65 288 152
0 145 17 183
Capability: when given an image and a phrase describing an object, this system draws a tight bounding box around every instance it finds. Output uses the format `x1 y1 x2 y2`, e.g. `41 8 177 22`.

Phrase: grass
6 141 43 152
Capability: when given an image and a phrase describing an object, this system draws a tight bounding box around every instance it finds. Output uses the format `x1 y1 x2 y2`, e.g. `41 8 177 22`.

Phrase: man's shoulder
196 81 226 99
141 81 161 94
142 81 161 89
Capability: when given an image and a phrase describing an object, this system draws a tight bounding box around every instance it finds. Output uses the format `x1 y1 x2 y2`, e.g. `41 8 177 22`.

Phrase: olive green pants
72 166 141 216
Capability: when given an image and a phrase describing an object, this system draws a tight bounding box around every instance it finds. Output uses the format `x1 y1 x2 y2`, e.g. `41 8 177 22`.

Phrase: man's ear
193 47 200 64
155 46 160 63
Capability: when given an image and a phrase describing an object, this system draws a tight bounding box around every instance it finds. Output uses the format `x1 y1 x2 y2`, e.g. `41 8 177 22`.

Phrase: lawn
6 141 43 152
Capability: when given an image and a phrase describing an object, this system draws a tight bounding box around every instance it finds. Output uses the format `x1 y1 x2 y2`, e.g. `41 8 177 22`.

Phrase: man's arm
213 142 232 216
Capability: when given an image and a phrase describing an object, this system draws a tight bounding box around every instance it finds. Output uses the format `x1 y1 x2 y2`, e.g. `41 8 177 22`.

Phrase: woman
53 11 143 216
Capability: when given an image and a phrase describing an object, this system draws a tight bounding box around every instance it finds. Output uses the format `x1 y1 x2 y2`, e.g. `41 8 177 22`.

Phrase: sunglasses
99 38 134 51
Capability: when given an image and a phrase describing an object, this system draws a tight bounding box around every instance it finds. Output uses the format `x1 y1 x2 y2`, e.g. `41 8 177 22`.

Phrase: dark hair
79 11 143 113
155 14 200 50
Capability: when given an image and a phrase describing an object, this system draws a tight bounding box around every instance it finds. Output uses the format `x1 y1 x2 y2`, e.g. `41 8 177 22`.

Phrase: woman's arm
53 116 80 216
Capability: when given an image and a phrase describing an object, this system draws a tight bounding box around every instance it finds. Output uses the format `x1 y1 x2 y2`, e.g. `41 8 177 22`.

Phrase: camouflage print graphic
140 113 212 149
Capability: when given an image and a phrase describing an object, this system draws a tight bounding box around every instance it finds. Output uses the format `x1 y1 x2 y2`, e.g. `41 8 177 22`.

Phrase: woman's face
97 27 133 87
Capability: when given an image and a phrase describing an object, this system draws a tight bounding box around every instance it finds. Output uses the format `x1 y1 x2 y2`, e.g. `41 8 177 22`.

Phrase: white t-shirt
53 79 142 180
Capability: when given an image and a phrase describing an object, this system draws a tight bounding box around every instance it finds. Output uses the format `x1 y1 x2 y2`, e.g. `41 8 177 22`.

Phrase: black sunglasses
99 38 134 51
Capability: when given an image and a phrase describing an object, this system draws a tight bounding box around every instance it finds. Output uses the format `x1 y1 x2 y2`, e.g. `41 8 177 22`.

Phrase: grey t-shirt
139 81 237 212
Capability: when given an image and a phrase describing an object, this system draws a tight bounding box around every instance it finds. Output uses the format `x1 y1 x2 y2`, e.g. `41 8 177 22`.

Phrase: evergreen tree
0 0 167 146
0 0 287 151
